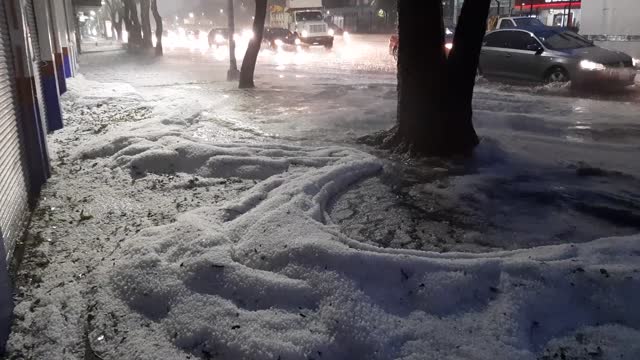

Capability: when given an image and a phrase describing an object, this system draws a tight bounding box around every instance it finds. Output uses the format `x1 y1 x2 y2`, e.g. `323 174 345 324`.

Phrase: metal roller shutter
0 0 30 257
24 0 48 133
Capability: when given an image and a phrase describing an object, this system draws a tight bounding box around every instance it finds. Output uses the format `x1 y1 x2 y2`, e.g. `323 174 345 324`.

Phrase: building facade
513 0 582 28
581 0 640 58
0 0 78 351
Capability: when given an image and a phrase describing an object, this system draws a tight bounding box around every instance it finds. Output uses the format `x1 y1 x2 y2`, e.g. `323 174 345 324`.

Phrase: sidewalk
81 39 125 54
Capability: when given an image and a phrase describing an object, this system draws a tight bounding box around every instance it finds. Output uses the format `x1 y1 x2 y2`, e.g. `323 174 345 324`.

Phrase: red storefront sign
514 0 582 10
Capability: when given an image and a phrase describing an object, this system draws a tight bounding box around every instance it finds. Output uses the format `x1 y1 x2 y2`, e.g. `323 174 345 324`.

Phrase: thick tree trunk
114 3 124 41
227 0 240 81
444 0 492 153
140 0 153 48
124 0 142 49
151 0 163 56
390 0 447 154
239 0 267 89
377 0 490 157
115 17 123 41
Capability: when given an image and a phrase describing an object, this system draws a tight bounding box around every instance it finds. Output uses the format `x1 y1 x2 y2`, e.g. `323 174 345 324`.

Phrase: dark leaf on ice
400 268 410 281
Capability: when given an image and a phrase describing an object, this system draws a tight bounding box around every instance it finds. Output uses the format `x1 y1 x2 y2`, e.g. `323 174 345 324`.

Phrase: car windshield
295 11 323 22
538 30 593 50
514 18 544 27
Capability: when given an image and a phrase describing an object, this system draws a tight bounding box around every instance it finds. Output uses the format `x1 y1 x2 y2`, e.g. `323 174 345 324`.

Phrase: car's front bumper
299 36 333 46
574 67 637 87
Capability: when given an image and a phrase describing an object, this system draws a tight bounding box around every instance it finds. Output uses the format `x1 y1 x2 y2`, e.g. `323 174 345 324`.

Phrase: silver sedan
479 27 638 87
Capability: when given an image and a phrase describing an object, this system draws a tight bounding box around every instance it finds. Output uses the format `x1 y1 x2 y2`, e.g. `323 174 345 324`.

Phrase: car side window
484 32 510 48
500 20 515 29
505 32 540 50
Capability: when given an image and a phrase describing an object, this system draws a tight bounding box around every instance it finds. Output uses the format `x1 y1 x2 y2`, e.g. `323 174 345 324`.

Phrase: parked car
208 28 230 48
479 27 637 87
263 27 298 50
389 28 455 61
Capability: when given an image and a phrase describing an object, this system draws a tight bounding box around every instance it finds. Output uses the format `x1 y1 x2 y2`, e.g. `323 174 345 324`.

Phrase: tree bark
239 0 267 89
376 0 490 157
151 0 163 56
124 0 142 49
227 0 240 81
140 0 153 48
444 0 492 153
390 0 447 154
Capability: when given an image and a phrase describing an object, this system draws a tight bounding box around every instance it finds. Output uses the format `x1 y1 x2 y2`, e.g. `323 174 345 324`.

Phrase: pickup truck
489 16 545 31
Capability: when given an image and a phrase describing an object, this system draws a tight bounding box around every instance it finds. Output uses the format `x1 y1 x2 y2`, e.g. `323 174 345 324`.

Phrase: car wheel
393 47 398 62
545 67 570 83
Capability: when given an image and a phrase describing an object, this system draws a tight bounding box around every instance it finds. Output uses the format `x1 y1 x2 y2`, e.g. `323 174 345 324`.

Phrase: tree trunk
227 0 240 81
151 0 163 56
239 0 267 89
376 0 490 157
124 0 142 49
390 0 447 154
114 2 124 41
140 0 153 48
115 16 123 41
444 0 492 153
74 14 83 54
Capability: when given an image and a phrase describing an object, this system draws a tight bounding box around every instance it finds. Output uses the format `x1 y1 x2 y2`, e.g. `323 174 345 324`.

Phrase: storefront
515 0 582 30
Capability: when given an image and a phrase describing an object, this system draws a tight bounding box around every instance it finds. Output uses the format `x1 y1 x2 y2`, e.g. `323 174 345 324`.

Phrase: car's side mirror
527 43 543 55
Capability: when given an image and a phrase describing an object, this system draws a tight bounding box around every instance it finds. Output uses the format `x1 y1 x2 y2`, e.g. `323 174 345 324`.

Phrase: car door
502 31 549 81
480 31 512 77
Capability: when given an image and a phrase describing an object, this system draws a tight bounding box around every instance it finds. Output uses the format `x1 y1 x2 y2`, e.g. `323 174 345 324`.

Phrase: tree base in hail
376 0 491 158
227 69 240 81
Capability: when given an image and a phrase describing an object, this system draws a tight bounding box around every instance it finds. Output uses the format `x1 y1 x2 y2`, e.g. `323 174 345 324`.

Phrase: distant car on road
208 28 230 48
326 22 344 36
479 27 637 87
389 27 455 61
263 27 297 50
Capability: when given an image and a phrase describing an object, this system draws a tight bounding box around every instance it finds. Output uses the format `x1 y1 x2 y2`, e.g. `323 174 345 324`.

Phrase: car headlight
580 60 606 71
243 29 254 40
328 29 335 36
445 43 453 50
215 34 225 43
633 58 640 68
301 30 308 38
295 38 302 45
274 39 284 47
